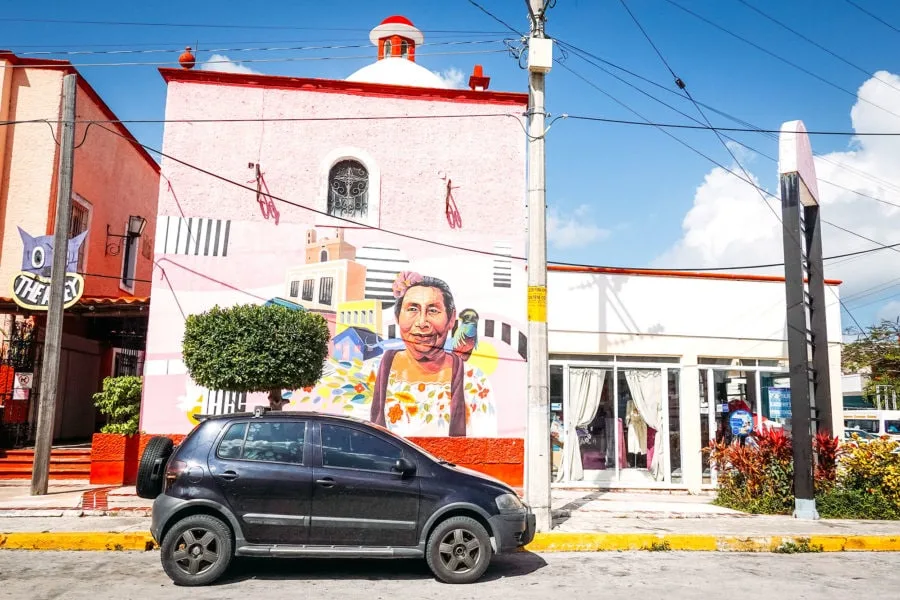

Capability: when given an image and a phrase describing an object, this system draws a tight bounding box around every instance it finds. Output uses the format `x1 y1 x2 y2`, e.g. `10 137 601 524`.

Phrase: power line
662 0 900 122
842 0 900 36
0 15 508 34
464 0 525 36
0 47 510 69
735 0 900 96
7 38 506 58
83 119 900 276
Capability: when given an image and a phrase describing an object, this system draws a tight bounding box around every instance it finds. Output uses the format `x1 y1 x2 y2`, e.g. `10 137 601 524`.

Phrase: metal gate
0 319 39 448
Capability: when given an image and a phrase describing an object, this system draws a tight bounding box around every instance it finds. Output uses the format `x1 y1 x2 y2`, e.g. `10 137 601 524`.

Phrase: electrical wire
619 0 867 335
735 0 900 96
1 47 511 69
464 0 525 37
842 0 900 36
81 115 900 274
662 0 900 122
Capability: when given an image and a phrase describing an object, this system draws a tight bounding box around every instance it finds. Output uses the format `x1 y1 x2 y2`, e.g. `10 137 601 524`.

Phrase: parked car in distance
843 427 882 442
137 407 535 586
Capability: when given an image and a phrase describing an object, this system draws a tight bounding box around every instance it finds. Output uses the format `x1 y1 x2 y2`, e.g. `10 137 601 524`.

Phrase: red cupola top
369 15 424 62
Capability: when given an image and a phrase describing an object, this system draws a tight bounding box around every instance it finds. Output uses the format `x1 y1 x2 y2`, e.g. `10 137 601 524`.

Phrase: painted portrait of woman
288 270 496 437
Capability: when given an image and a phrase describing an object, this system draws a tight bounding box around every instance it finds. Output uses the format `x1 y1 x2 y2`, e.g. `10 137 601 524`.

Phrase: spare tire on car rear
136 436 174 499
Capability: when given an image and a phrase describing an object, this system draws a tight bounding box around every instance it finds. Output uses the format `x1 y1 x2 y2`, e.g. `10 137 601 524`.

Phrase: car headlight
495 493 523 511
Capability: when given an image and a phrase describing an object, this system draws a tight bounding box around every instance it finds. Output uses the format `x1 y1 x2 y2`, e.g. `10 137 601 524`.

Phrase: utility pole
31 73 77 495
525 0 553 532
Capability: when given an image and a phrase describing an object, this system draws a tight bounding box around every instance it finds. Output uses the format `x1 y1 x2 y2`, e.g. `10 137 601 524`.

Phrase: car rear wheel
160 514 233 586
425 516 492 584
136 436 174 499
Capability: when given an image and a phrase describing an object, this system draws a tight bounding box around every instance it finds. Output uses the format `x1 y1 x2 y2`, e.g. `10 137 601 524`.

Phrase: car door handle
316 477 335 488
218 470 239 481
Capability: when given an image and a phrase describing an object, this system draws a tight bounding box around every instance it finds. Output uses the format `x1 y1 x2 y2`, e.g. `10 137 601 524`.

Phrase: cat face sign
17 227 88 279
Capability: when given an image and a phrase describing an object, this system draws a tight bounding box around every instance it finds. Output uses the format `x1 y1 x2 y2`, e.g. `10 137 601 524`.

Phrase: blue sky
5 0 900 330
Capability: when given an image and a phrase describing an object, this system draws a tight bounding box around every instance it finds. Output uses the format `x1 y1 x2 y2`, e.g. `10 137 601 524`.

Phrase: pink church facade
140 17 529 484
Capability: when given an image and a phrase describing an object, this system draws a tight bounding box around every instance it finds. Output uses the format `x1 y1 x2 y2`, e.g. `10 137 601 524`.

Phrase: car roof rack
252 406 270 418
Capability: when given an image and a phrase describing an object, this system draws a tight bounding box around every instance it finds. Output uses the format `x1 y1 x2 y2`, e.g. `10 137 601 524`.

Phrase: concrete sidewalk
2 484 900 552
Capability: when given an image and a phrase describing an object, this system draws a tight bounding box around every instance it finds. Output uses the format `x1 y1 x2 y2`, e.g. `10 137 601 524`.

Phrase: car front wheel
160 514 233 586
425 516 492 584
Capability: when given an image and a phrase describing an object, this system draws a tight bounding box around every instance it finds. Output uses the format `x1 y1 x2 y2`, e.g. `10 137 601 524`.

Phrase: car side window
238 421 306 465
216 422 248 459
320 424 402 473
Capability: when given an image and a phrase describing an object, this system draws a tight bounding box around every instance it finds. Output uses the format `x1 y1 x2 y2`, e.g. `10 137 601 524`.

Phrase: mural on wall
146 222 526 439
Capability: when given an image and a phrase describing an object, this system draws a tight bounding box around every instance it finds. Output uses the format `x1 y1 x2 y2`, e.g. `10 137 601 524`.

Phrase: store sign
729 409 753 436
11 227 87 311
11 271 84 310
768 387 791 419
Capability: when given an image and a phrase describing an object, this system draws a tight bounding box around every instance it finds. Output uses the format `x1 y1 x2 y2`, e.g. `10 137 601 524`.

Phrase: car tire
135 436 174 499
160 514 233 587
425 516 492 584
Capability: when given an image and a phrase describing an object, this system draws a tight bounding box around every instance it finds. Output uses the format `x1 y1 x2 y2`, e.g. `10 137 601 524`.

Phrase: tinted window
321 424 402 473
886 420 900 434
240 421 306 464
845 419 880 433
216 422 247 459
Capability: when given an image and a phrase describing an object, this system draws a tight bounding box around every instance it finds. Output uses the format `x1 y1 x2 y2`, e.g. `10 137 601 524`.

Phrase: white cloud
201 53 259 75
433 67 465 89
547 204 610 249
654 70 900 318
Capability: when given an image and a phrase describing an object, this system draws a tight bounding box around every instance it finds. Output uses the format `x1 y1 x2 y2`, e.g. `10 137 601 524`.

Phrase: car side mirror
392 457 416 477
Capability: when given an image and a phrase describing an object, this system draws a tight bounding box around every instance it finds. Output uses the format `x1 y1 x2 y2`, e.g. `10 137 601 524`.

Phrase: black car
138 407 536 586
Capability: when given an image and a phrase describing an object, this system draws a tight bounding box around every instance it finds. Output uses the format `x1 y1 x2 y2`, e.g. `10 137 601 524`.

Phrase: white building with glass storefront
547 265 843 494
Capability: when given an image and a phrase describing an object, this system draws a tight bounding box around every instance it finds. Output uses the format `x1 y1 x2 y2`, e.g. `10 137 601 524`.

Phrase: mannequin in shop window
626 399 648 468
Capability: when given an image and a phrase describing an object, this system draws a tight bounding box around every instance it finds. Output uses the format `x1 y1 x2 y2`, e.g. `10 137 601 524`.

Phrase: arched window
383 39 392 57
400 40 409 58
320 249 329 262
328 160 369 220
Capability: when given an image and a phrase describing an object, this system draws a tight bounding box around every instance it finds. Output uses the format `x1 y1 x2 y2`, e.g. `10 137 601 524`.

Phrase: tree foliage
182 304 330 408
93 376 142 435
842 319 900 405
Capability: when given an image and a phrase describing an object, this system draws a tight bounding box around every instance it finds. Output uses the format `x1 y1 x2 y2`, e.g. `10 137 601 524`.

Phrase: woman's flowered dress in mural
288 356 497 437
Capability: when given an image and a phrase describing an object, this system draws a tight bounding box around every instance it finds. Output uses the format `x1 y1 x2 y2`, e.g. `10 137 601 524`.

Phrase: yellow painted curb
2 531 900 553
0 532 157 551
525 532 900 553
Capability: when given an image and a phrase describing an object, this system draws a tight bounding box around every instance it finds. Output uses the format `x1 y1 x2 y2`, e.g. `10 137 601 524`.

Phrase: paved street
0 551 896 599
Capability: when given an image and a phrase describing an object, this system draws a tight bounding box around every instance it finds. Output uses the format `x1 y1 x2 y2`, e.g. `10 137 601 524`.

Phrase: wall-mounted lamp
105 215 147 256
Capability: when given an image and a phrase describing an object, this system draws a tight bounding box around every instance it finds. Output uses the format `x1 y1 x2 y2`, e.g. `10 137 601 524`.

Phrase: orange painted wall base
89 433 523 488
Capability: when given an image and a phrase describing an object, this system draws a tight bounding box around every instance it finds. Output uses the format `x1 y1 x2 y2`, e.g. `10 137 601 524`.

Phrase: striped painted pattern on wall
155 215 231 257
493 242 512 288
356 245 409 301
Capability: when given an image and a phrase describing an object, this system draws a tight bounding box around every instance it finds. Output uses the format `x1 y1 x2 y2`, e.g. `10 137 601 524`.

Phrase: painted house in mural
140 16 529 483
0 52 159 454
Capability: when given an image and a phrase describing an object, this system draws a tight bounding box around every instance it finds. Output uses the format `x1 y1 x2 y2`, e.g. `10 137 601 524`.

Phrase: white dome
346 57 449 89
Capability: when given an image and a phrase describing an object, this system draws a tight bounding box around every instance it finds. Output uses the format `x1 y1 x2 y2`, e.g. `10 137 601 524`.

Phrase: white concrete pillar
680 354 703 494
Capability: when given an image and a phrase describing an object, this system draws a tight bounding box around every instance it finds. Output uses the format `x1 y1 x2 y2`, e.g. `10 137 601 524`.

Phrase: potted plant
90 375 142 485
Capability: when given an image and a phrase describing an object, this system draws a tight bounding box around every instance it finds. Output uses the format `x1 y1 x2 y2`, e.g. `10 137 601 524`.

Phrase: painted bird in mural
450 308 479 362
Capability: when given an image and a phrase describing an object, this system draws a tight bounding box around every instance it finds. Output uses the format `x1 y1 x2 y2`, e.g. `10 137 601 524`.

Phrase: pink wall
141 72 528 439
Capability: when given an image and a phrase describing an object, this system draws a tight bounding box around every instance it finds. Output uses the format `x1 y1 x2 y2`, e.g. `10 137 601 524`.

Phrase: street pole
31 73 77 495
525 0 552 532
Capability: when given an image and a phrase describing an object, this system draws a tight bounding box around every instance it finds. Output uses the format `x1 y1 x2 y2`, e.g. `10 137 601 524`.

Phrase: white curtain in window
624 369 664 480
556 368 606 482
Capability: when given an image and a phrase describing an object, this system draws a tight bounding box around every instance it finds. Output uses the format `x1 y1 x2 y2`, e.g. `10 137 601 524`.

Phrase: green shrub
93 376 142 435
182 303 330 410
816 487 900 520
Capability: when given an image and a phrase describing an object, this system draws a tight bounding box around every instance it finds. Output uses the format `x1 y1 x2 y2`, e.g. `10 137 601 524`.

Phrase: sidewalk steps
0 449 91 480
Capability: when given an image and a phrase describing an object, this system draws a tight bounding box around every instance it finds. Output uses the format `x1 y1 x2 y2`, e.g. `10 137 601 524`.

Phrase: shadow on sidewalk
216 552 548 585
552 490 612 527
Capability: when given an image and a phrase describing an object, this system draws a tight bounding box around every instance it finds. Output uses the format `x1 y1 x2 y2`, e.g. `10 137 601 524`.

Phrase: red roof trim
0 51 160 175
158 68 529 106
549 264 842 286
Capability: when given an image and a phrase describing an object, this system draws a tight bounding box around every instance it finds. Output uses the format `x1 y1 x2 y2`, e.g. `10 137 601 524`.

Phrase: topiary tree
93 375 142 435
182 303 330 410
